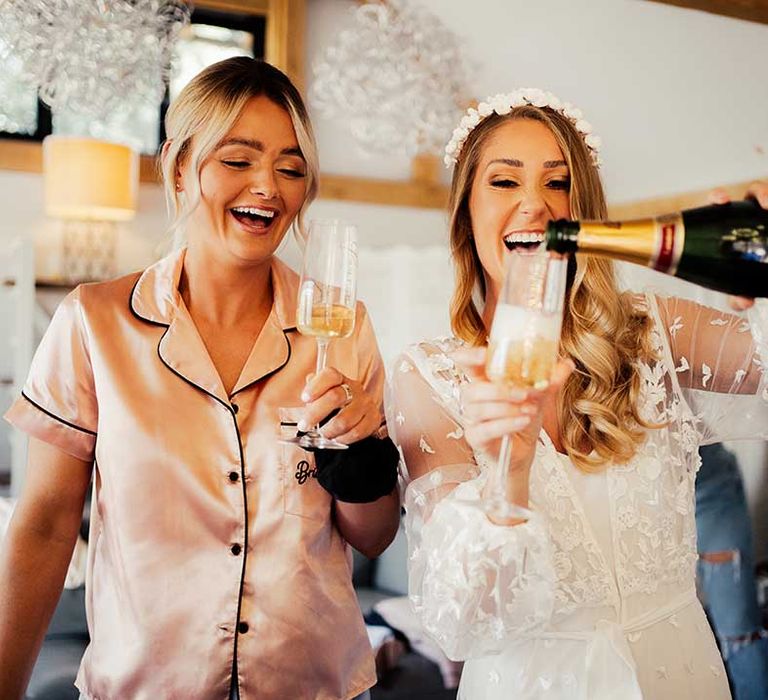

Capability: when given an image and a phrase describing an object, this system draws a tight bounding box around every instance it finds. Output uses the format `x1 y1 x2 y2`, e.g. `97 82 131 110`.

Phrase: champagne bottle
545 200 768 297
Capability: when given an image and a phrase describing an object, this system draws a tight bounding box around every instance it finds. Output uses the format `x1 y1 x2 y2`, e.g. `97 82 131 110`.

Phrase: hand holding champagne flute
477 249 568 524
293 219 358 450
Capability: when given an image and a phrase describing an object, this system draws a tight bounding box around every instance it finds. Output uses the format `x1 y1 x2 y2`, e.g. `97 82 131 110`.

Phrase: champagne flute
483 249 567 523
293 219 358 450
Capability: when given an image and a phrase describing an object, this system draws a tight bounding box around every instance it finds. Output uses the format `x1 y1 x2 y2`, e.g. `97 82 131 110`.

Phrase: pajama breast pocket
278 406 332 522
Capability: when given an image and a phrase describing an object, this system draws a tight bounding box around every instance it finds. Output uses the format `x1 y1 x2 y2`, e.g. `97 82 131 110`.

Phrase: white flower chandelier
0 0 191 121
310 0 469 158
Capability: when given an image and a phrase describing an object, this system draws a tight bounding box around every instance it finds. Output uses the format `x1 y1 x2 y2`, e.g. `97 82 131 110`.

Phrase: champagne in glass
484 250 567 524
486 306 562 390
297 304 356 338
292 219 358 450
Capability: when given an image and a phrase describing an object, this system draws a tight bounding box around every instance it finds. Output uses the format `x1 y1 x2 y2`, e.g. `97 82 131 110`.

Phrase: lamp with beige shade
43 136 138 282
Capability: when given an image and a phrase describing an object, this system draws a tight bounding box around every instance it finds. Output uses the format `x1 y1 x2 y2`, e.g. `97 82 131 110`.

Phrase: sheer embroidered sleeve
386 340 555 661
649 295 768 444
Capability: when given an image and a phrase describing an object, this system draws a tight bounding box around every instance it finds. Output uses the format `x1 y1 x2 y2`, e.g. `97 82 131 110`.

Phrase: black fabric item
313 436 399 503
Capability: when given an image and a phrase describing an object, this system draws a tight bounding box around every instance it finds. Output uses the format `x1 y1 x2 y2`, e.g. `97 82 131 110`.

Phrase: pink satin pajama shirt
5 249 382 700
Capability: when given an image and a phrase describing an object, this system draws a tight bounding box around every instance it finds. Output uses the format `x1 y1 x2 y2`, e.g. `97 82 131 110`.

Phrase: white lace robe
387 294 768 700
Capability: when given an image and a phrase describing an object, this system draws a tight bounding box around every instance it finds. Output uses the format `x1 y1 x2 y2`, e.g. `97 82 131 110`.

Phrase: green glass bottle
545 200 768 297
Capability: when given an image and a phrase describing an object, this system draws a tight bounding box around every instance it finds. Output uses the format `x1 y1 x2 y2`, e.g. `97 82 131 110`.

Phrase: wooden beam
644 0 768 25
196 0 269 15
319 172 448 209
139 154 160 184
607 179 766 219
0 141 42 173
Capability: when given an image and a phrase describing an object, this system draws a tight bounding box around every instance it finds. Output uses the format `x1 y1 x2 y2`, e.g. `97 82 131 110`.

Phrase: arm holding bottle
709 180 768 311
0 439 92 700
650 181 768 445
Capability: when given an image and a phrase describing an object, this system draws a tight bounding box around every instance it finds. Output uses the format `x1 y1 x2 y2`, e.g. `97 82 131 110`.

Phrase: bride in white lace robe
386 92 768 700
390 296 768 699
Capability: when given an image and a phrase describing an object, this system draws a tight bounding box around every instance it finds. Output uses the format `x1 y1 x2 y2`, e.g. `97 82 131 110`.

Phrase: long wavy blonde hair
449 105 657 472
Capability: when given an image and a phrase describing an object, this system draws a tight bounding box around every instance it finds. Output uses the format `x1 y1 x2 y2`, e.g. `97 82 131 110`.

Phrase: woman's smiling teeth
230 205 277 230
503 231 545 251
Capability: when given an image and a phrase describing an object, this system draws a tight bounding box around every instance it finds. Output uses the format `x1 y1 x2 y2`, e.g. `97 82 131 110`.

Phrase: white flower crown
444 87 602 168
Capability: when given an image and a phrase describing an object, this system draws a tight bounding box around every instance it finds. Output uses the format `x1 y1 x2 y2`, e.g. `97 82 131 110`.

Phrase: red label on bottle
655 222 677 273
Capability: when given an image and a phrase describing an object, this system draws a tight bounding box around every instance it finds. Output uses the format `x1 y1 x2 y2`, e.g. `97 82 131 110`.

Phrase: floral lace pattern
530 439 617 616
609 298 701 597
386 294 768 667
406 471 557 660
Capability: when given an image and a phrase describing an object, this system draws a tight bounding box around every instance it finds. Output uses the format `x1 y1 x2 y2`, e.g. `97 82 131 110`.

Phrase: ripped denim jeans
696 443 768 700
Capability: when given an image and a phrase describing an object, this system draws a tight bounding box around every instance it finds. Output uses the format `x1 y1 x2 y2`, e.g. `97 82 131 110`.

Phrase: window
0 42 51 139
